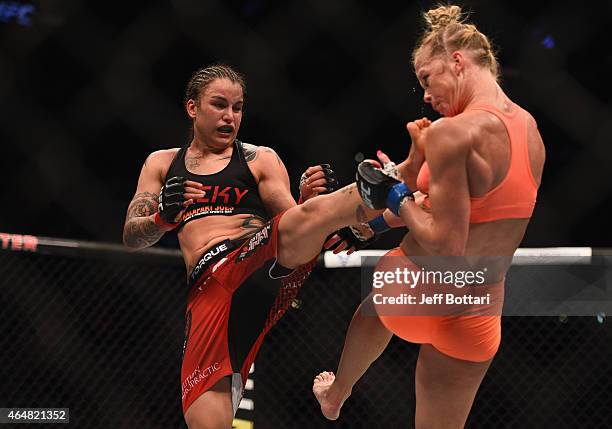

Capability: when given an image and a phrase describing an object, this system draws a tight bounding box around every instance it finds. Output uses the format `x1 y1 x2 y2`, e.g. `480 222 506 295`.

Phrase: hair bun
424 5 464 31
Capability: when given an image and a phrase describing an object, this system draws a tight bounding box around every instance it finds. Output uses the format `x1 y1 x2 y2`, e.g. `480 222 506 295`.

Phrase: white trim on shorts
230 373 243 416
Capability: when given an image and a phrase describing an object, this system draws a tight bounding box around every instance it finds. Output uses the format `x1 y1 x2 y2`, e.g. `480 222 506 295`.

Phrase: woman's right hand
397 117 431 183
407 117 431 154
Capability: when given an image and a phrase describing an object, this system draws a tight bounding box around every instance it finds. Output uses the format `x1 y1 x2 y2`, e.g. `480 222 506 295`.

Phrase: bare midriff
178 213 266 273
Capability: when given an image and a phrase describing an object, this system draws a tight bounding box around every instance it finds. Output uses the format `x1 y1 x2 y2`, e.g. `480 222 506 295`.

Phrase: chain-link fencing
1 238 611 428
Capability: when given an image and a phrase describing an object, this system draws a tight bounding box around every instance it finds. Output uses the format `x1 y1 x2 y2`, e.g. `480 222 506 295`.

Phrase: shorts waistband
188 239 238 289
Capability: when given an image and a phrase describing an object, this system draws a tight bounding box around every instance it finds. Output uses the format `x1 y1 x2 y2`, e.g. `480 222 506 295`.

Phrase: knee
185 421 203 429
415 418 463 429
281 198 329 241
184 400 233 429
185 416 229 429
185 417 206 429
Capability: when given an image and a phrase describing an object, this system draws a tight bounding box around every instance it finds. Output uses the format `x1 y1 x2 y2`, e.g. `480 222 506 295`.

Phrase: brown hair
413 5 499 80
184 64 246 105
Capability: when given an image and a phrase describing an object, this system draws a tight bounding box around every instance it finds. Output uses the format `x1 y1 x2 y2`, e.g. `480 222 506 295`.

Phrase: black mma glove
356 160 414 216
299 163 338 202
158 176 187 224
334 224 379 251
326 211 397 253
319 164 338 193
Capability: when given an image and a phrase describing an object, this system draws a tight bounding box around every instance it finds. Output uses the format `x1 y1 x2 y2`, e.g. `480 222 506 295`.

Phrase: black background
2 0 611 249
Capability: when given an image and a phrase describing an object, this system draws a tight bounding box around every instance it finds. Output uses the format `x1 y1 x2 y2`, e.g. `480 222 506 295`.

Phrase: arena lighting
0 1 35 26
542 35 555 49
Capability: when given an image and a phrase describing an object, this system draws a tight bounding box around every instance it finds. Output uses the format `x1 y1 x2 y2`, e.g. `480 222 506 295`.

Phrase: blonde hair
413 5 499 80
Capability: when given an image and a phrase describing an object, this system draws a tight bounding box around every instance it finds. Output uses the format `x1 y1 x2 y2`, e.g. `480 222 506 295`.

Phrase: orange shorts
374 248 502 362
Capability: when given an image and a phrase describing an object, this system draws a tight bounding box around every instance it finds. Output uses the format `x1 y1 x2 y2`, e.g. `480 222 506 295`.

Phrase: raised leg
277 183 382 268
313 294 393 420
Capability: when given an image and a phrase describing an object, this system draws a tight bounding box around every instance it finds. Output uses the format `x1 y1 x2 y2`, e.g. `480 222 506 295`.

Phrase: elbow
123 239 142 252
409 221 466 256
122 227 141 251
427 235 466 257
122 236 137 251
434 244 465 257
122 238 135 250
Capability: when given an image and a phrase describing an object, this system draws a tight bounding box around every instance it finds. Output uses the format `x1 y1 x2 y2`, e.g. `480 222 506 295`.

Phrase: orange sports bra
415 104 538 224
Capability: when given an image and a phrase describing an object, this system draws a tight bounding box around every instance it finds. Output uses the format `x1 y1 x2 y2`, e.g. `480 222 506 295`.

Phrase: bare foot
313 371 344 420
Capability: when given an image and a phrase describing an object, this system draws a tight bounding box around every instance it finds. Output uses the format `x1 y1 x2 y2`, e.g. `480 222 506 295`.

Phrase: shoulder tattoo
242 143 260 162
262 147 282 166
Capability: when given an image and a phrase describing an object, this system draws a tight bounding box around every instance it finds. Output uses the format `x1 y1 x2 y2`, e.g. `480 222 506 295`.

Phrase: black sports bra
165 140 269 230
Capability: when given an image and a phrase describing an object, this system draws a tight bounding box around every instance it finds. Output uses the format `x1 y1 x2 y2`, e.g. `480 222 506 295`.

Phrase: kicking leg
313 294 393 420
278 183 382 268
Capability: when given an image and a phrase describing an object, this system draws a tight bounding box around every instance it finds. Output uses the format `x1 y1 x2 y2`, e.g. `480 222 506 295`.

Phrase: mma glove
356 160 414 216
328 212 395 252
155 176 187 229
329 224 378 252
299 163 338 202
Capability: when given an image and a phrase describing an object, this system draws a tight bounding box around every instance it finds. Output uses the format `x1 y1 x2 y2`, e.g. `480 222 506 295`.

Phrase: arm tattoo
242 143 259 162
126 192 158 219
341 183 356 195
123 192 165 249
124 218 163 248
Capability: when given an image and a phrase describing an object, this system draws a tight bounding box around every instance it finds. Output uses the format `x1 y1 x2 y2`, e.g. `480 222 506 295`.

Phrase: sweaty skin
124 143 298 275
312 43 546 424
123 74 356 429
399 105 545 272
123 77 334 279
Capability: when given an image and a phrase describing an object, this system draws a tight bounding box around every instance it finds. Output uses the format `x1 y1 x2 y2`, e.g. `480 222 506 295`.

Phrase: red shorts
180 213 314 415
375 248 502 362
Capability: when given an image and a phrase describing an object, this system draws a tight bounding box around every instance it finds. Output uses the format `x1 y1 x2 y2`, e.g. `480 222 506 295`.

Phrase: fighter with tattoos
122 64 397 429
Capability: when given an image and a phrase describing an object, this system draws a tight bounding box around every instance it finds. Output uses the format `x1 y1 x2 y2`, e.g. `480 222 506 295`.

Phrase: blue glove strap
386 182 413 216
367 215 391 234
